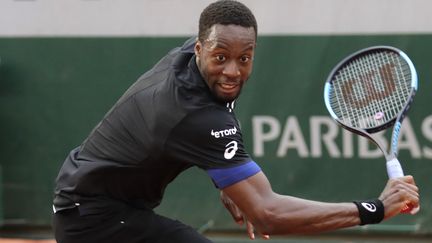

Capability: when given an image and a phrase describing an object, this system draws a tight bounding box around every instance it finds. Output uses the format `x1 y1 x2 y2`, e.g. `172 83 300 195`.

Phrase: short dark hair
198 0 258 42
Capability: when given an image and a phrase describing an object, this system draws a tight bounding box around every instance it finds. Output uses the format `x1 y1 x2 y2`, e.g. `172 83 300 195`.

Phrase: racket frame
324 45 418 161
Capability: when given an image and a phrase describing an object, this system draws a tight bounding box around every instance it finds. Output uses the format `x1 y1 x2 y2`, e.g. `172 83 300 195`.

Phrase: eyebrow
240 45 255 52
210 41 255 53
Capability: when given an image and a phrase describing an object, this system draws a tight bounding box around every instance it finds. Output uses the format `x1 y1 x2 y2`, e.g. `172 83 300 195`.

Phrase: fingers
400 175 415 184
220 191 270 240
380 176 419 201
246 220 255 239
409 205 420 215
224 201 244 224
380 176 420 219
246 220 270 240
220 191 244 224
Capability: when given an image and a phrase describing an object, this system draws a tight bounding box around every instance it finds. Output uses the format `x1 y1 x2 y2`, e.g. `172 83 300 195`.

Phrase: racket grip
386 158 419 215
386 158 404 179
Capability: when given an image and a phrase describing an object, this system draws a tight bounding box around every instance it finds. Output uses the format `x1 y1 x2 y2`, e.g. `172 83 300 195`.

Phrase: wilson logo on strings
341 63 397 109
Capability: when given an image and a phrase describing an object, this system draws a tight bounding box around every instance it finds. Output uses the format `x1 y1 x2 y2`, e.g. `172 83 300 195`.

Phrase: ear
194 40 202 57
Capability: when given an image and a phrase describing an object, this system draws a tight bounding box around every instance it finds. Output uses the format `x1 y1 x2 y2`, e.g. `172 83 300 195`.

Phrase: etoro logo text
211 126 237 138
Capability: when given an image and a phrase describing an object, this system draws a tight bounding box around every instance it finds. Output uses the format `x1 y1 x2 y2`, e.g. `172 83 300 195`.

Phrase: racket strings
330 51 411 130
373 53 398 122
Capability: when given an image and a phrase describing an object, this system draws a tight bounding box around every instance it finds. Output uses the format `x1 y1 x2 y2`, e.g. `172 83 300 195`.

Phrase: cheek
205 63 223 78
240 65 253 80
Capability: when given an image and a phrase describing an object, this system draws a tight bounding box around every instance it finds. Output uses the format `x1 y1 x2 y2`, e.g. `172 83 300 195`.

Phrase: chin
216 93 238 103
211 87 241 103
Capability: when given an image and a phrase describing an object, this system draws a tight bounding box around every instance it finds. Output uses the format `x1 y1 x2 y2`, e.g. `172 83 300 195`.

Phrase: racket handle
386 158 404 179
386 158 419 215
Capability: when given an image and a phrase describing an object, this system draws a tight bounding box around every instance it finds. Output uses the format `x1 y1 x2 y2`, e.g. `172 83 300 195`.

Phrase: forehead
203 24 256 50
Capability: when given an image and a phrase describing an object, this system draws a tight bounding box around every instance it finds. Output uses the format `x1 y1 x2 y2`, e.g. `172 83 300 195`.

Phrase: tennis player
52 0 420 242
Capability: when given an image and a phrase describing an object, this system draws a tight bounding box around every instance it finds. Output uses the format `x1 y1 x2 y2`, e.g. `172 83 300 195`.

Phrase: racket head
324 46 418 135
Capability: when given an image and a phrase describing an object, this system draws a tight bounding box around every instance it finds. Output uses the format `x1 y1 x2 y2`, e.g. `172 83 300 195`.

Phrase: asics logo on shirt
211 126 237 138
361 202 377 212
224 141 238 159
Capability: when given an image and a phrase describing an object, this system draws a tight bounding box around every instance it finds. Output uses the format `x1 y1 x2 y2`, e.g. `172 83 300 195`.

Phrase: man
52 0 420 242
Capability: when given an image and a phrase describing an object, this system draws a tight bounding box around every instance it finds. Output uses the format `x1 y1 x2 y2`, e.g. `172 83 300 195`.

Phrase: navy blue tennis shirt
53 37 261 212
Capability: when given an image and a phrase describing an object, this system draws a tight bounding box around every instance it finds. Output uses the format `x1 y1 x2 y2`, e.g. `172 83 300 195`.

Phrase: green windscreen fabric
0 36 430 233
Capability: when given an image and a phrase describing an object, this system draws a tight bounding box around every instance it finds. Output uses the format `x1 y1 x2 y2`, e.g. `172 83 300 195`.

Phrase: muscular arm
222 172 359 235
222 171 419 235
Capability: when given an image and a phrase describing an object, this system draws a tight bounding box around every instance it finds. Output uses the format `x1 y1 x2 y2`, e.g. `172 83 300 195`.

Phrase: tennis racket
323 46 419 214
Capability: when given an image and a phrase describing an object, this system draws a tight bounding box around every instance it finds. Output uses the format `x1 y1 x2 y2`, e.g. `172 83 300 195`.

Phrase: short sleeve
206 161 261 188
165 107 252 170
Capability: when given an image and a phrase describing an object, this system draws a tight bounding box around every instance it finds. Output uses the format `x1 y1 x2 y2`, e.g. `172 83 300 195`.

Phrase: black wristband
353 199 384 225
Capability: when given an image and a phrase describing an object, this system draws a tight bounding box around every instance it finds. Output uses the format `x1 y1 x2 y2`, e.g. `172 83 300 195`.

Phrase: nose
222 61 241 78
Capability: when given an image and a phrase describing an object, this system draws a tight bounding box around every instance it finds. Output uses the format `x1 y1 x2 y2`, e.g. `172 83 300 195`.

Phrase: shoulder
168 105 243 153
180 106 239 133
165 105 250 170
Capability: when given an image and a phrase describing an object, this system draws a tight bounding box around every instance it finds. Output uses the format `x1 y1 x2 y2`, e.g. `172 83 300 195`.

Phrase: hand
220 191 270 240
379 175 420 219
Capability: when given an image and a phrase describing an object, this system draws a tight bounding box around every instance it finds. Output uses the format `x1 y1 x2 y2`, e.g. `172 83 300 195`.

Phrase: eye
216 54 226 62
240 55 251 63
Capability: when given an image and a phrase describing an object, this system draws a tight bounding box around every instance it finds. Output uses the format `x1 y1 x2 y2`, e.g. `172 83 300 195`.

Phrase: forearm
223 172 361 235
223 172 419 236
257 194 360 235
222 172 385 235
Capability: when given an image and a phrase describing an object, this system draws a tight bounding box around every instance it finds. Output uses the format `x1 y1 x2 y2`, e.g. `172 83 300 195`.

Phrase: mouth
219 83 238 90
212 80 243 102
